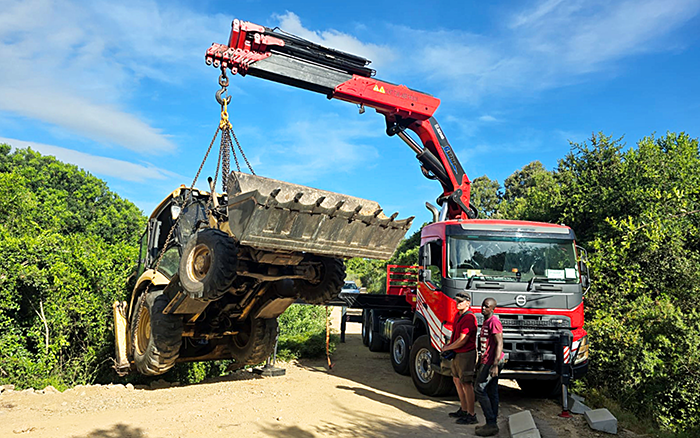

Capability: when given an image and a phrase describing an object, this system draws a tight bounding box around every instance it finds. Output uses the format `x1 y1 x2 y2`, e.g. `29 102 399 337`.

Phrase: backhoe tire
391 325 411 375
295 257 345 305
179 228 238 301
228 316 279 370
410 335 453 397
131 289 183 376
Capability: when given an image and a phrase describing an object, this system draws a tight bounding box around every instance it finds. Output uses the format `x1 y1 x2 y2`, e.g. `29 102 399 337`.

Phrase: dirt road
1 308 635 438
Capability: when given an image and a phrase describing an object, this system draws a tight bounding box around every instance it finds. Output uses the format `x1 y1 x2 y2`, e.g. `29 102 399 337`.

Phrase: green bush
277 304 338 361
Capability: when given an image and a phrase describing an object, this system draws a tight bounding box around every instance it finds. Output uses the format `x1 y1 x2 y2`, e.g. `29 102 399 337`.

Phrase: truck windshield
447 236 579 283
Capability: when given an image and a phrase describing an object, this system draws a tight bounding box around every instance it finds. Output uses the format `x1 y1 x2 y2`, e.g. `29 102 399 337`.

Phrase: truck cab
415 219 590 395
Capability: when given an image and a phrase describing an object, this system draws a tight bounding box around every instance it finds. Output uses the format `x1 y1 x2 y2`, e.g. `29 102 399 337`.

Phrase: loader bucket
226 172 413 260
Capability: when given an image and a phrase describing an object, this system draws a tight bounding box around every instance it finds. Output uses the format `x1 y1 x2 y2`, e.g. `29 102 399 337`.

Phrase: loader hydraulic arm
206 19 476 219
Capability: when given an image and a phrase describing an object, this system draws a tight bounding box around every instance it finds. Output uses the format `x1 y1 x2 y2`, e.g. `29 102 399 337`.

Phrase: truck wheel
179 228 238 301
367 310 385 352
410 335 453 397
131 289 183 376
295 257 345 305
361 309 369 346
391 325 411 375
228 316 279 370
518 378 562 398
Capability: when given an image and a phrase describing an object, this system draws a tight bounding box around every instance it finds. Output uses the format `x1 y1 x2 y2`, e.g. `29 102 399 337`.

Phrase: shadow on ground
73 423 147 438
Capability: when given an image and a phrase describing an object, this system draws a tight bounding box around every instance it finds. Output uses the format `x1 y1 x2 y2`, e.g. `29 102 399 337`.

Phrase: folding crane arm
205 19 475 219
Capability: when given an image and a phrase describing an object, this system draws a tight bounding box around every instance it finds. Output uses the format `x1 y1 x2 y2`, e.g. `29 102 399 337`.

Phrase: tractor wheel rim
136 306 151 355
189 244 211 281
415 347 434 384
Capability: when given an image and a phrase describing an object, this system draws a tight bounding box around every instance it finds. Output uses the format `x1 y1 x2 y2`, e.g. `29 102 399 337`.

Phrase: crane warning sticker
373 84 386 93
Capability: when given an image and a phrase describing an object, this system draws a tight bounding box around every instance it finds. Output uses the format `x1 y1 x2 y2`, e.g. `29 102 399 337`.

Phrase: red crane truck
205 18 590 405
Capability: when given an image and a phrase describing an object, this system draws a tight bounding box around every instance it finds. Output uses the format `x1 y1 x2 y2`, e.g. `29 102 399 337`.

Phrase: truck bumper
572 359 589 379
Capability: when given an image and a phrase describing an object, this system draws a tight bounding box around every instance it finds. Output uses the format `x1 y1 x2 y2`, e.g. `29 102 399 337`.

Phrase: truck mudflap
226 172 413 260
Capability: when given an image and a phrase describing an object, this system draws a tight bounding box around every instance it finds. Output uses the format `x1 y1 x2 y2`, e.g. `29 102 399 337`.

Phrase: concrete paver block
568 395 591 414
509 410 541 438
584 408 617 434
569 393 585 403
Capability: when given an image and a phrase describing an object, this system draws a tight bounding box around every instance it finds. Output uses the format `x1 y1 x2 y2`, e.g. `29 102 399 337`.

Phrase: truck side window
422 240 443 289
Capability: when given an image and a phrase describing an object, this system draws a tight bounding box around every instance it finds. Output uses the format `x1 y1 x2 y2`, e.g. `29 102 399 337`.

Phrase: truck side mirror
419 244 430 267
576 245 591 295
420 268 432 283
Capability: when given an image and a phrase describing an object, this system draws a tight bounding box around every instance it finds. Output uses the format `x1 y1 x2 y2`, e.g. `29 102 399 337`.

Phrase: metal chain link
151 126 221 276
221 129 232 192
231 129 255 175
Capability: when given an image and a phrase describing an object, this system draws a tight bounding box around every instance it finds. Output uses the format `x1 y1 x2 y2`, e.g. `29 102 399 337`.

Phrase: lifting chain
145 68 257 292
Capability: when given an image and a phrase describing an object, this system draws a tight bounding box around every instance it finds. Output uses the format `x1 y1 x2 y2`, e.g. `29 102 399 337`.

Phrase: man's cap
455 292 471 303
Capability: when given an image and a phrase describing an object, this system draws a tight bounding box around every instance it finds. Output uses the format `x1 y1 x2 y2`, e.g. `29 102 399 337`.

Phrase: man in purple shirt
474 297 504 437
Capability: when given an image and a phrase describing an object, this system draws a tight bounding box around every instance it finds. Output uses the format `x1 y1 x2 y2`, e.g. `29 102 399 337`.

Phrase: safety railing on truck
386 265 420 296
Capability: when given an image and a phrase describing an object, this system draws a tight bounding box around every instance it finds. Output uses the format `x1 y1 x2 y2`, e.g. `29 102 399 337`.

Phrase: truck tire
518 378 562 398
410 335 453 397
391 325 411 375
131 289 183 376
367 310 385 352
295 257 345 305
179 228 238 301
361 309 369 346
228 316 279 370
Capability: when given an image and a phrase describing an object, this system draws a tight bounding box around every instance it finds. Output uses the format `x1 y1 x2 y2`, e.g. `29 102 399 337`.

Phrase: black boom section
245 54 353 96
260 27 375 77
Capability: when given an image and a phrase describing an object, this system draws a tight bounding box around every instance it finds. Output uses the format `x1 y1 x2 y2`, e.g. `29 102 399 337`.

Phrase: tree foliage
491 132 700 433
0 145 144 389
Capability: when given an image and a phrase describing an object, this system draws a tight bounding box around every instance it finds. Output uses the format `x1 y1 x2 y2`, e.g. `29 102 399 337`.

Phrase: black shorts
450 350 477 384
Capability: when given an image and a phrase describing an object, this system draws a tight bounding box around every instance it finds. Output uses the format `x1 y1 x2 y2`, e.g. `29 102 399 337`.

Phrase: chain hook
216 67 232 106
216 88 232 106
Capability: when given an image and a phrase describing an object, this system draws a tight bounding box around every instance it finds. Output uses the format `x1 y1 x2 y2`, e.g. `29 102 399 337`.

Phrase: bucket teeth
226 171 414 260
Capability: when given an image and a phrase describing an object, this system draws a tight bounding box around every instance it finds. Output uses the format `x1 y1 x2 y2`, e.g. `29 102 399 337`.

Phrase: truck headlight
574 336 589 365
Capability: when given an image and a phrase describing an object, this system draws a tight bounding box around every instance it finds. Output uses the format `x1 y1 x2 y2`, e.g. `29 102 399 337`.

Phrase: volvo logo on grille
515 295 527 307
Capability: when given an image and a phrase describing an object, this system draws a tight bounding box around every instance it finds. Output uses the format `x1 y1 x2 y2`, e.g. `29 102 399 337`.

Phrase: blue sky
1 0 699 232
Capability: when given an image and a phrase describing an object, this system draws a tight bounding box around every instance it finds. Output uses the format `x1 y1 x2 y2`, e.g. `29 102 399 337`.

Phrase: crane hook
216 88 232 106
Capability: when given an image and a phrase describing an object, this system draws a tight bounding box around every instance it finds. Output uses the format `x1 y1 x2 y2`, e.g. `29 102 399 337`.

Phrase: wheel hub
415 347 434 384
190 244 211 280
393 336 406 364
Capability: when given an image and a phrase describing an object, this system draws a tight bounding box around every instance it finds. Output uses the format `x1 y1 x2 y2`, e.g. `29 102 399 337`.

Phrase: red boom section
334 77 439 120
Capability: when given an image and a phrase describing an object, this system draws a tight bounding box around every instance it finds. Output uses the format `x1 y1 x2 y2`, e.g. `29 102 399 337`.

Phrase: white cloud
0 0 231 153
478 115 500 123
398 0 700 102
0 137 180 183
246 112 382 184
273 11 395 70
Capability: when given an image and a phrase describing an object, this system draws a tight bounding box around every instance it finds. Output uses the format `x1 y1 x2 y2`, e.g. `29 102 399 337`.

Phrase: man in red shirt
474 297 504 436
441 292 478 425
